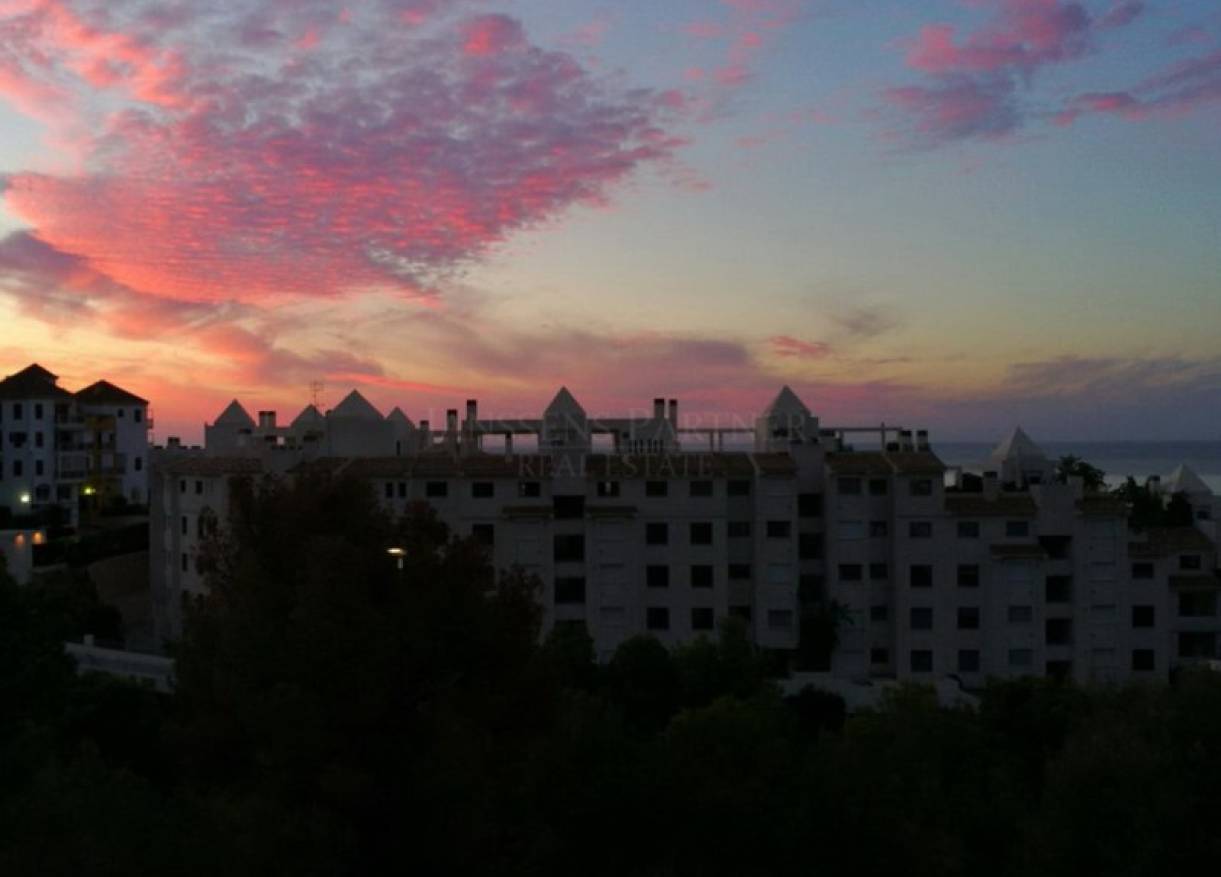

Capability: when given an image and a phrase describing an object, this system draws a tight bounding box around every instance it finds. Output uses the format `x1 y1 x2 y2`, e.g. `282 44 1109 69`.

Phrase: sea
933 441 1221 494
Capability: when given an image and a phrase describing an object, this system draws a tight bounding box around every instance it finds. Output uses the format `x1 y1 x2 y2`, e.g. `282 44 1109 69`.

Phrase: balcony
57 454 89 480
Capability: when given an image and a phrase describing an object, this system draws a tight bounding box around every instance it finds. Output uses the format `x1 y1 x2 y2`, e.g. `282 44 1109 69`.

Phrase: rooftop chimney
653 397 665 420
466 398 478 424
668 398 678 426
916 429 929 451
446 409 458 435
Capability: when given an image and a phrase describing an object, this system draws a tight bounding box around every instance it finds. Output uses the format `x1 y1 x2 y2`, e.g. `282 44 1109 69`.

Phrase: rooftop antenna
309 380 325 409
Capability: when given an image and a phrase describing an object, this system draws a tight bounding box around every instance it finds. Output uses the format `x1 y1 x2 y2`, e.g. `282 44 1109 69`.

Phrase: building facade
149 387 1221 685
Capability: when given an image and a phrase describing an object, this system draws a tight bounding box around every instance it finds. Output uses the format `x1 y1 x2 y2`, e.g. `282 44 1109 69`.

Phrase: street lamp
386 546 406 572
18 492 31 505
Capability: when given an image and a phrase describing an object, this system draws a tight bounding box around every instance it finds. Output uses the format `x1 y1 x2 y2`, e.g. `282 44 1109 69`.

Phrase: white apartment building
0 364 151 529
149 387 1220 686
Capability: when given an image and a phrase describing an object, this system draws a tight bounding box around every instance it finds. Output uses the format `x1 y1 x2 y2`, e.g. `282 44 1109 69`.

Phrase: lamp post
386 546 406 574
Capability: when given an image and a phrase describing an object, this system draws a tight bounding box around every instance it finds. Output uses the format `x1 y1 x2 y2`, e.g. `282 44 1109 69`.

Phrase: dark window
691 607 715 631
34 460 43 476
646 523 668 545
727 480 751 497
1006 520 1030 538
798 493 823 517
12 403 22 419
33 403 43 420
596 481 621 498
910 564 932 588
798 532 822 560
385 482 395 499
870 647 890 665
1179 591 1217 618
555 577 586 604
729 563 752 581
34 431 43 448
181 515 188 535
471 481 494 498
869 520 888 538
518 481 542 498
425 481 448 498
472 524 495 547
1046 618 1073 645
646 607 670 631
117 408 124 418
909 521 932 539
910 607 933 630
838 564 863 582
958 649 981 673
957 564 980 588
910 479 933 496
766 520 791 539
195 480 203 495
645 480 668 498
690 522 713 545
1046 575 1072 603
691 565 714 588
179 480 186 494
181 553 189 572
870 605 889 622
1179 632 1217 659
837 477 861 495
957 520 980 539
868 478 889 496
647 565 670 588
690 480 714 498
957 607 980 630
1132 605 1155 628
553 495 585 519
869 562 889 580
910 650 933 673
1180 555 1203 571
134 409 143 423
134 456 143 472
799 574 824 602
728 521 751 539
553 534 585 562
1131 562 1154 580
397 482 407 499
1132 649 1156 671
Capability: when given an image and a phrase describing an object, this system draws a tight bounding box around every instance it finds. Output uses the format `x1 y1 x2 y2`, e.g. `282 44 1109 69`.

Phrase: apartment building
149 387 1221 685
0 364 151 528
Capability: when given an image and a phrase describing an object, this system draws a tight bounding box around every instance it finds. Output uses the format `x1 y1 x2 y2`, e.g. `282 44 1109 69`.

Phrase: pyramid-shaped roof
329 389 382 420
214 399 256 428
990 427 1046 461
761 385 810 417
387 407 415 428
290 404 325 429
1164 464 1212 495
0 363 72 399
75 379 148 406
545 386 585 418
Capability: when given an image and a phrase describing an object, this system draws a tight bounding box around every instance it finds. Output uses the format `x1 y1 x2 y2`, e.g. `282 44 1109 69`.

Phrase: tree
1056 455 1107 492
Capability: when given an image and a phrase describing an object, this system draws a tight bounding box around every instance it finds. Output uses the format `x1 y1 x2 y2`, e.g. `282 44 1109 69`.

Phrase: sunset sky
1 0 1219 442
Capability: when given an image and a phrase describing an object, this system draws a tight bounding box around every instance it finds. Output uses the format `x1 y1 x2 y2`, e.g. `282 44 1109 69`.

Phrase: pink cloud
769 336 831 359
1055 48 1221 126
883 76 1020 147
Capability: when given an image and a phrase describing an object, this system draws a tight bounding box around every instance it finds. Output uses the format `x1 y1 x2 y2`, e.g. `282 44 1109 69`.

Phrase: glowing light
83 485 96 496
19 493 31 504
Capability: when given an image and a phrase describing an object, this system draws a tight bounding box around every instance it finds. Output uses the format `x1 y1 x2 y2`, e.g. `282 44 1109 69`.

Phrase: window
646 522 668 545
1131 562 1154 580
958 650 981 673
957 520 980 539
1180 555 1203 571
957 564 980 588
798 493 823 517
767 609 794 631
837 477 862 495
799 574 823 602
134 409 143 423
554 577 586 604
596 481 621 498
1046 575 1072 603
117 408 125 418
871 647 890 665
910 607 933 630
1131 605 1155 628
397 482 407 499
1179 632 1218 659
518 481 541 498
34 460 43 476
766 520 791 539
1045 618 1073 645
553 495 584 519
12 403 22 419
798 533 822 560
729 563 751 581
471 524 495 547
869 520 889 538
195 480 203 495
134 456 143 472
910 478 933 497
869 562 889 580
868 478 889 496
728 479 751 497
471 481 495 499
910 564 932 588
691 565 714 588
385 482 395 499
553 534 585 562
1008 605 1033 624
424 481 447 498
1005 520 1030 538
646 607 670 631
181 515 188 535
838 564 863 582
33 403 43 420
645 480 668 498
689 480 713 498
647 565 670 588
34 431 43 448
837 520 866 540
691 607 715 631
908 521 932 539
179 479 186 494
728 521 751 539
870 605 889 622
1179 591 1217 618
957 607 980 630
910 650 933 673
1131 649 1156 672
1009 649 1033 668
690 522 713 545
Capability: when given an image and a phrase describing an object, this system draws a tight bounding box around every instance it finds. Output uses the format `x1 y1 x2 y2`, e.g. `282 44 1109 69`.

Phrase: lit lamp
83 485 97 496
19 492 31 505
386 546 406 572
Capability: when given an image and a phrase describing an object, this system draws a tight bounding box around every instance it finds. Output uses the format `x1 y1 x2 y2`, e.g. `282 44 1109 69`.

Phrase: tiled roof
0 363 73 400
163 457 265 476
885 451 947 475
75 379 148 406
826 450 946 476
1128 527 1215 559
945 494 1039 517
